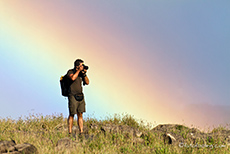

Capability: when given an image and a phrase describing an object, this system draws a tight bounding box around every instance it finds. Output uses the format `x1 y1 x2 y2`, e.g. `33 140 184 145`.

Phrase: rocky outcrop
0 140 37 154
0 140 16 153
150 124 199 145
151 124 230 146
55 123 230 151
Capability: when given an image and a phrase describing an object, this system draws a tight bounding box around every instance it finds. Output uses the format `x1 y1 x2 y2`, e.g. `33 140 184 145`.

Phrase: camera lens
82 64 89 70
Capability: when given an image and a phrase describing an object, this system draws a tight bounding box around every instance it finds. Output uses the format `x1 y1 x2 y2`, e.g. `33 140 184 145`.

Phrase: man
67 59 89 135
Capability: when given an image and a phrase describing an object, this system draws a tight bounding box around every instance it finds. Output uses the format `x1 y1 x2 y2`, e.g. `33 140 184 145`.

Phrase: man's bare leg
77 112 83 133
68 115 74 134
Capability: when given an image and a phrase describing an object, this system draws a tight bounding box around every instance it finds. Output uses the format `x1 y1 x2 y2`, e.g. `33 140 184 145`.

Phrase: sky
0 0 229 130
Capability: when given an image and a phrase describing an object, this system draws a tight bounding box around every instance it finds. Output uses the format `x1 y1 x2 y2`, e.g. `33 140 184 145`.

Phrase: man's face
76 62 83 69
79 62 83 67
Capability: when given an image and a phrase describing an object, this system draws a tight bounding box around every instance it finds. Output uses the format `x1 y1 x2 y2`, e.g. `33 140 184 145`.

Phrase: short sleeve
67 69 74 76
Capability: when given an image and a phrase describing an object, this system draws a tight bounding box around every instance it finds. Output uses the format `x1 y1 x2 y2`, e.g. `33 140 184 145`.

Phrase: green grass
0 113 229 154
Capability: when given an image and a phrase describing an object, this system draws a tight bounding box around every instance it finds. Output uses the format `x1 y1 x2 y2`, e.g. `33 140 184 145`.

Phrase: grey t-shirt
67 69 83 95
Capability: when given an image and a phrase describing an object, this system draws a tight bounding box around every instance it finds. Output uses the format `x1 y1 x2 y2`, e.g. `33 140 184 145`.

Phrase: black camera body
82 64 89 70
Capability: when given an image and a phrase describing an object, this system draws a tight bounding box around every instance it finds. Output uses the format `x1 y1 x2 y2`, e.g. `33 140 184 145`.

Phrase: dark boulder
14 143 38 154
0 140 16 153
0 140 37 154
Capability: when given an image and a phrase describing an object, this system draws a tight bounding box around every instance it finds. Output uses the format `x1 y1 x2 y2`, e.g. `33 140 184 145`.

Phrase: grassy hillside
0 113 229 154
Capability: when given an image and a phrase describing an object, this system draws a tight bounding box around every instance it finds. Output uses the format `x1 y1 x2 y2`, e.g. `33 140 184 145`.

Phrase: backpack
60 74 73 97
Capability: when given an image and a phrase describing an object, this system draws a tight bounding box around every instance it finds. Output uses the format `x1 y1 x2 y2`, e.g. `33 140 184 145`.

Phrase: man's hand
82 71 89 85
79 65 84 71
82 69 87 74
76 65 84 72
70 64 84 81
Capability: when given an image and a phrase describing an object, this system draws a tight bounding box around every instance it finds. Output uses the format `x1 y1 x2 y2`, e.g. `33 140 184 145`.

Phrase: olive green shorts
68 95 86 115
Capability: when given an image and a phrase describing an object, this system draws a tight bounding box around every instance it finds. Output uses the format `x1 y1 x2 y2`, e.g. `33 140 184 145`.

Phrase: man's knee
77 112 83 118
69 114 74 118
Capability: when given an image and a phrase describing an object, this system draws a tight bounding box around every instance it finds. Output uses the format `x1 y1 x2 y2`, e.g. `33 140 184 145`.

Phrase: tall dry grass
0 113 229 154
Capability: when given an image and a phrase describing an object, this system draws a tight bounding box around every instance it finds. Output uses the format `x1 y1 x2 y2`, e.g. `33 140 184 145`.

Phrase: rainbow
0 1 228 130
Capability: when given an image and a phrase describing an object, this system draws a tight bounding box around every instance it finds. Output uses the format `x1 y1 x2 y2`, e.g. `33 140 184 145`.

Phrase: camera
82 64 89 70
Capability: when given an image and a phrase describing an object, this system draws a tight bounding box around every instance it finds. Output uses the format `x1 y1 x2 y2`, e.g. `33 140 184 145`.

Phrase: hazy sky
0 0 229 130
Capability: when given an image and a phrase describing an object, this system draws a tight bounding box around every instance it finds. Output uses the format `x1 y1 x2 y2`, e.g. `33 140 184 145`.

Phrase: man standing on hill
67 59 89 135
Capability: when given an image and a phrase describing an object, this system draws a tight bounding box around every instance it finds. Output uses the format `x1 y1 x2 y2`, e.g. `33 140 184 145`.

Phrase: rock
90 123 98 130
150 124 230 146
78 134 95 141
134 129 143 138
89 123 230 147
151 124 203 145
100 124 141 139
3 151 21 154
101 124 113 133
0 140 37 154
151 124 200 134
118 125 134 139
56 137 78 150
0 140 16 153
163 133 177 145
14 143 38 154
133 137 145 144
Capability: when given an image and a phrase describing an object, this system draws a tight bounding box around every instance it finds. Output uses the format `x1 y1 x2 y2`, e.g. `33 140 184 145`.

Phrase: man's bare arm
69 65 83 81
83 75 89 85
69 70 80 81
